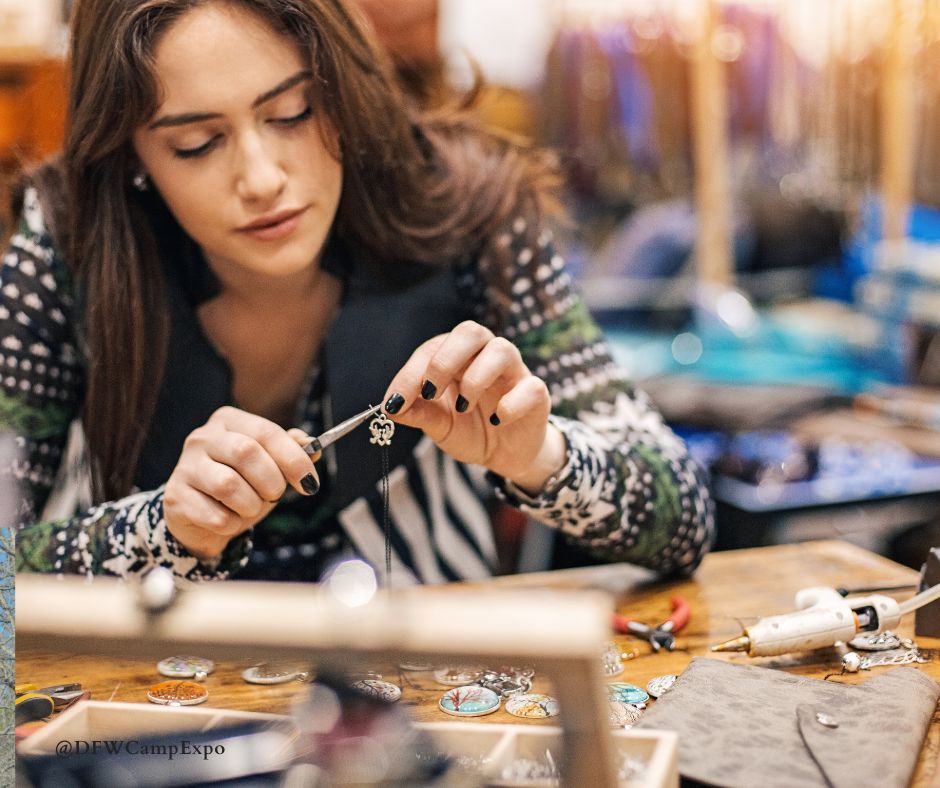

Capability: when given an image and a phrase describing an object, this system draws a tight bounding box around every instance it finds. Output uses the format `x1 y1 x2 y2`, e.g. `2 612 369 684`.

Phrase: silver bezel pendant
369 412 395 446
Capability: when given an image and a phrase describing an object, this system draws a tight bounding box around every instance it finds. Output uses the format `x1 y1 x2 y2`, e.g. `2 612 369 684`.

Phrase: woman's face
132 2 343 284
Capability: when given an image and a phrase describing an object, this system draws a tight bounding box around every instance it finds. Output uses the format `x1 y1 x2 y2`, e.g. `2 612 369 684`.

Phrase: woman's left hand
382 320 567 494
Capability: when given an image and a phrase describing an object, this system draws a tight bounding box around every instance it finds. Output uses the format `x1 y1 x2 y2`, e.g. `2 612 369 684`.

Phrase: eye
272 106 313 126
173 135 221 159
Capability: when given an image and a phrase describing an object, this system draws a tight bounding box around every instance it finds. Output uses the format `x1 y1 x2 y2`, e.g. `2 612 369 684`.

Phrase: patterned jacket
3 186 713 584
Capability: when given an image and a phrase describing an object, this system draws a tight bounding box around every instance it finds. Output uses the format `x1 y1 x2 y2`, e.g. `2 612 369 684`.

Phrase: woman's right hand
163 406 320 561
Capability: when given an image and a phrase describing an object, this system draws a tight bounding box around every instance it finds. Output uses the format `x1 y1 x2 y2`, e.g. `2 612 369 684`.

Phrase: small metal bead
841 651 861 673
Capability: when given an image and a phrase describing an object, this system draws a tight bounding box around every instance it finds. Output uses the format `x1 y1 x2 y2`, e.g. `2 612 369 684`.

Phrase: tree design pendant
369 412 395 446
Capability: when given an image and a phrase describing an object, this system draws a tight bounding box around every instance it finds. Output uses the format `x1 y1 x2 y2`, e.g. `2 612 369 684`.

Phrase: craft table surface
17 540 940 786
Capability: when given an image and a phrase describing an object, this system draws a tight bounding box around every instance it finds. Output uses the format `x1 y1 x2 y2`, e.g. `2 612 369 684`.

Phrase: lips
237 207 307 241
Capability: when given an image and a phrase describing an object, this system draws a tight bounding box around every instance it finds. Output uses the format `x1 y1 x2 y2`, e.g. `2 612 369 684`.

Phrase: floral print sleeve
2 188 248 579
461 209 714 577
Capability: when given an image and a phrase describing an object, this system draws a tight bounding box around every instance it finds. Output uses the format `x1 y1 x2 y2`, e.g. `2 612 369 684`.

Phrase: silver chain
859 646 931 670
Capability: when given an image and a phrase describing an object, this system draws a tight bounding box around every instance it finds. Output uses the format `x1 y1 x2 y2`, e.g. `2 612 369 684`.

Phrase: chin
255 253 319 278
241 238 326 278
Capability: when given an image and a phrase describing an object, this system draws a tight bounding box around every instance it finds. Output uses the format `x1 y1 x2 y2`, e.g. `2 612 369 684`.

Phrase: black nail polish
455 395 469 413
489 413 501 426
301 473 319 495
385 392 405 414
421 379 437 400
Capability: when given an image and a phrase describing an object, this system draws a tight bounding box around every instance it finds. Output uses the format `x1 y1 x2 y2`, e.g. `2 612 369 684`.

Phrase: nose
234 131 286 205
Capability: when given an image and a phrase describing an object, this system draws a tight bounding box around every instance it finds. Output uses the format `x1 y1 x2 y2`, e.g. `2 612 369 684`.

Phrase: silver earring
132 172 149 192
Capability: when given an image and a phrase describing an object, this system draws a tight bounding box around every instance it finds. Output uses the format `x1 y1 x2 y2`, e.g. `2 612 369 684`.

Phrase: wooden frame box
19 703 678 787
17 573 660 785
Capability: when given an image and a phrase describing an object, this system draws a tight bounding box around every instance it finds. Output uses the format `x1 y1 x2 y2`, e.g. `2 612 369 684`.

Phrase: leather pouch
634 656 939 788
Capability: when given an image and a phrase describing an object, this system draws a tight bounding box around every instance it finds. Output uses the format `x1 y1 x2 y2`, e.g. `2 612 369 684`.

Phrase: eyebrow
148 70 313 130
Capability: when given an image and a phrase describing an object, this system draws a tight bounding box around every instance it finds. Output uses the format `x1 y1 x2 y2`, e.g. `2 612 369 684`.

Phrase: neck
207 256 331 312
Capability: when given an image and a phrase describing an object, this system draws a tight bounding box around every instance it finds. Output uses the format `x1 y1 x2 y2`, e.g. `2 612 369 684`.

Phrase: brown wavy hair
40 0 561 500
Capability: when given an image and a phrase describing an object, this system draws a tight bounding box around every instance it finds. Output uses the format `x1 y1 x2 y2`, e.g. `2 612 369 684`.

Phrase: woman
4 0 712 584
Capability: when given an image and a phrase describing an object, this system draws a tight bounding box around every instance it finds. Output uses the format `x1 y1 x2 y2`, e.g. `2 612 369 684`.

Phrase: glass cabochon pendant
156 655 215 681
369 412 395 446
147 680 209 706
646 674 677 698
351 678 402 703
608 700 644 728
506 693 560 719
606 682 650 705
241 663 305 685
439 685 500 717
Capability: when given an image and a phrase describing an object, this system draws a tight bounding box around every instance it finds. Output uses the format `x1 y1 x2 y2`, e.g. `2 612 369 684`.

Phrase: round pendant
433 666 483 686
351 679 402 703
147 680 209 706
646 674 677 699
848 631 903 651
607 701 643 728
241 663 303 685
157 656 215 681
505 693 560 719
488 664 536 680
438 686 500 717
606 682 649 705
398 661 435 671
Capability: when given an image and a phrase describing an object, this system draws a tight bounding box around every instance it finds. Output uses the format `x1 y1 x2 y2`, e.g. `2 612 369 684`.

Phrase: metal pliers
15 683 89 725
301 404 382 458
611 596 691 652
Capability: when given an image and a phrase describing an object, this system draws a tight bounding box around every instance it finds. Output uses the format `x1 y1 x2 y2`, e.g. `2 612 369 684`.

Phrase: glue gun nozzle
710 635 750 653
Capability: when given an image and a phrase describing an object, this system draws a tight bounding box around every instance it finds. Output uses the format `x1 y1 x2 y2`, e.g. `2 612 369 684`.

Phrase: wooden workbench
16 540 940 786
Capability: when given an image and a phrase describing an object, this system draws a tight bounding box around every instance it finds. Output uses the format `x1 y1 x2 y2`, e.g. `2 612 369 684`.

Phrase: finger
195 454 272 519
382 334 447 417
171 484 248 539
287 428 321 463
382 394 455 444
206 431 288 502
491 376 552 426
211 406 318 495
421 321 495 409
455 337 525 413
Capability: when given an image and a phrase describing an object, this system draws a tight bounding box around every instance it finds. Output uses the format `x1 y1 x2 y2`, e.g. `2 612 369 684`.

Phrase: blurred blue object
709 431 940 513
590 198 755 280
838 195 940 300
674 428 728 474
838 195 940 383
602 307 888 394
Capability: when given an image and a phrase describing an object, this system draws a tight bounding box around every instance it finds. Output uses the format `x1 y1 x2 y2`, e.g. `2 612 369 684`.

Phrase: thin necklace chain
382 444 391 585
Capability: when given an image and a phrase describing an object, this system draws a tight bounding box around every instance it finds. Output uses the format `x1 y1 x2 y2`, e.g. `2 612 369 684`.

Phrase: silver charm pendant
369 412 395 446
849 630 905 651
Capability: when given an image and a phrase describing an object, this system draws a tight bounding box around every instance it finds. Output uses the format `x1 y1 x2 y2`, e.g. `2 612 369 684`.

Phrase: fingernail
455 395 469 413
489 413 501 426
301 473 319 495
385 392 405 414
421 379 437 400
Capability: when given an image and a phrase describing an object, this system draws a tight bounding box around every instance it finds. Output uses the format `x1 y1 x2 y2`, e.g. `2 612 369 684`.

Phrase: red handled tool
612 596 691 652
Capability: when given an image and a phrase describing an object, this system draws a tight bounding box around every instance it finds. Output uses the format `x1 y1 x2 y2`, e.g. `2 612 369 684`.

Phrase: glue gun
711 586 903 657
